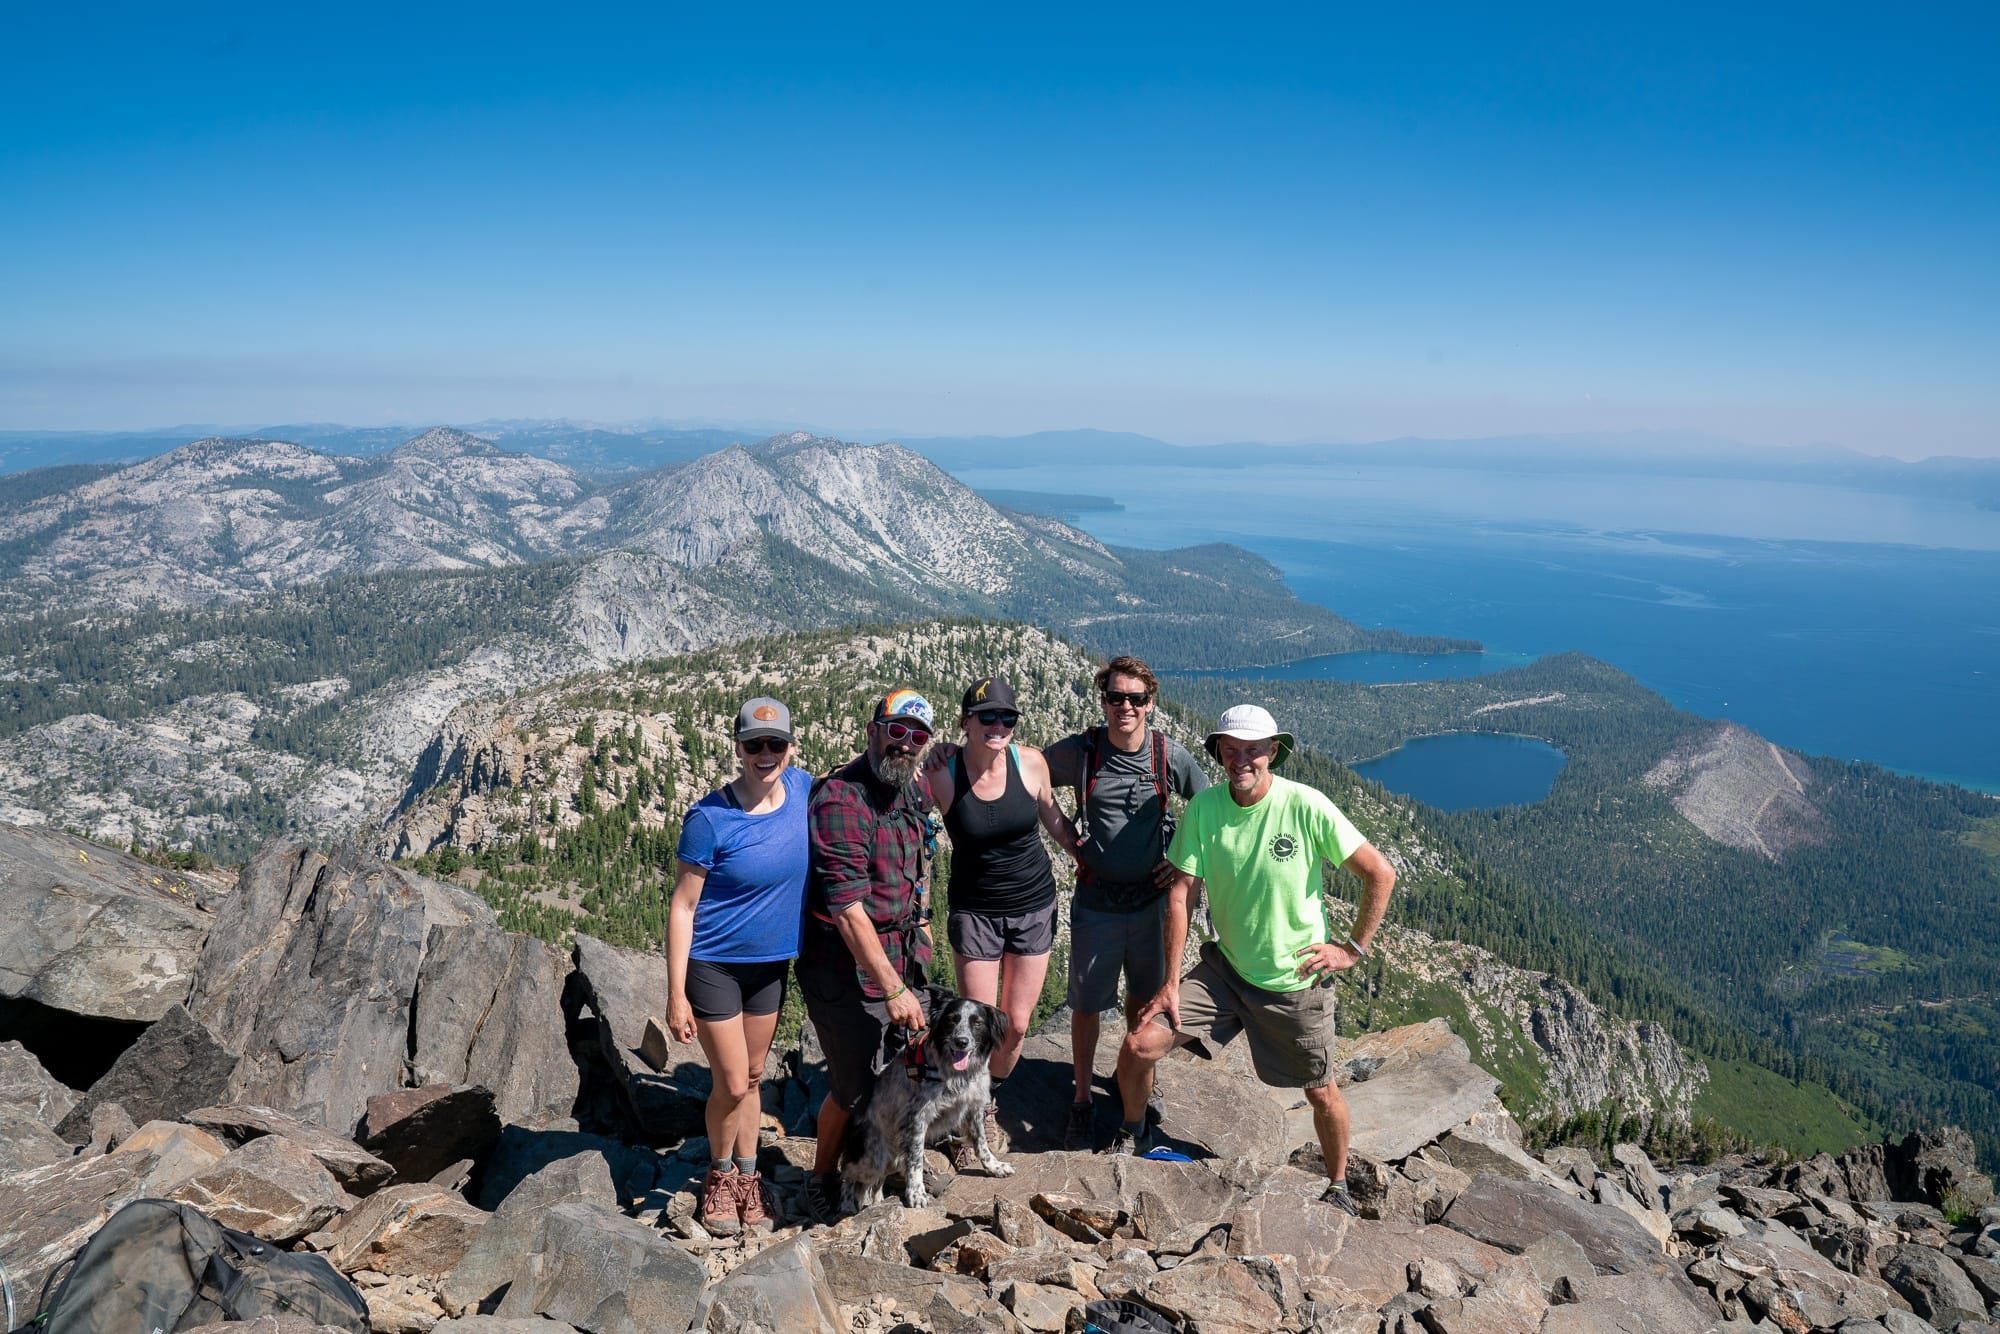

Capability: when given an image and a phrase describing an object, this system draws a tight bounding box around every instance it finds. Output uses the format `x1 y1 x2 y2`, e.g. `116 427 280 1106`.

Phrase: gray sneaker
1322 1182 1361 1217
1063 1100 1095 1151
1105 1124 1149 1157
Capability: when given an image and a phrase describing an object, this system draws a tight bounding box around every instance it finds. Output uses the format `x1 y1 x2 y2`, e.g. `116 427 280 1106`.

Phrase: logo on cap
973 680 989 702
753 705 778 721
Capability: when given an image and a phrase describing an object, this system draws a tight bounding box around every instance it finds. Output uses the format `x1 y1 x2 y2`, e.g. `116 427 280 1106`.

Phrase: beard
872 749 921 787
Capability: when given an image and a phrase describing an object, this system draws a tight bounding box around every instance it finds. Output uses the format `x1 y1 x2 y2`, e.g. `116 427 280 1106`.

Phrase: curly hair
1094 655 1159 699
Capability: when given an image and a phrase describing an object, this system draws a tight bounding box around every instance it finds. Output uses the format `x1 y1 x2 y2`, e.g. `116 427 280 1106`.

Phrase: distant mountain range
0 427 1459 853
7 420 1998 506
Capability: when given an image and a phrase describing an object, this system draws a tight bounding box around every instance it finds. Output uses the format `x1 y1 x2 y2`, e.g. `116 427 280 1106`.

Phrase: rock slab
491 1201 705 1334
54 1003 237 1143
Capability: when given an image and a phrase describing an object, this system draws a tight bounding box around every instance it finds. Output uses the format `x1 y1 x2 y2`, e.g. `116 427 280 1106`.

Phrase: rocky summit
2 827 1995 1333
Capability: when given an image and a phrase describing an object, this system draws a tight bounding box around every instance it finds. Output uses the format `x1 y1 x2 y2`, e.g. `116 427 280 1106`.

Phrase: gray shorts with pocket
947 900 1057 962
1160 940 1337 1089
1067 896 1170 1015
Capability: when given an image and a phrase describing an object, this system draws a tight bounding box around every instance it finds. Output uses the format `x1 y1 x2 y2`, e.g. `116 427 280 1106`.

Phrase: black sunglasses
738 736 790 754
1101 690 1152 707
973 710 1019 728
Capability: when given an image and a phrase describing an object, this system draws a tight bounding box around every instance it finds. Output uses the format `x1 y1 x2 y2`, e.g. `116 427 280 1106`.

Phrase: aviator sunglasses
738 736 790 755
878 720 932 745
1101 689 1152 707
973 710 1019 728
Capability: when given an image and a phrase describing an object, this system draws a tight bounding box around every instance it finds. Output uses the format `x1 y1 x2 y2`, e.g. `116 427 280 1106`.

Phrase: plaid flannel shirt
803 753 932 998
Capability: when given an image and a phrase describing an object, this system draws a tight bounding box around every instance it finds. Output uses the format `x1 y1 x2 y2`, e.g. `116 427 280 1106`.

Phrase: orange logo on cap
753 705 778 721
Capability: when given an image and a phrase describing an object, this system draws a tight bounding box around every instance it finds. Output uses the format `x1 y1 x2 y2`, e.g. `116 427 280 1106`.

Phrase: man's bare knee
1121 1020 1175 1063
1304 1082 1345 1113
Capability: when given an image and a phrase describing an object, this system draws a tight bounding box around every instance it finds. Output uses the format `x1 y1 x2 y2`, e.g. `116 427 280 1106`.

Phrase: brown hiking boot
699 1165 742 1236
737 1172 772 1232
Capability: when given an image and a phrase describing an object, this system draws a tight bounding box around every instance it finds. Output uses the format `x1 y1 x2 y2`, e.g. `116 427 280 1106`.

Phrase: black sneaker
1321 1182 1360 1217
1063 1100 1095 1152
1105 1124 1149 1157
801 1172 844 1226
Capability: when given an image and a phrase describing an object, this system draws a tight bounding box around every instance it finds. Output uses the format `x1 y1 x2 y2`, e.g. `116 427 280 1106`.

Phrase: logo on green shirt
1268 833 1299 862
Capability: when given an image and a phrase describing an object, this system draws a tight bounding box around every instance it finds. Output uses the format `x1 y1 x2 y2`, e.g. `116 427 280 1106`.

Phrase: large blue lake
958 460 2000 794
1352 733 1568 811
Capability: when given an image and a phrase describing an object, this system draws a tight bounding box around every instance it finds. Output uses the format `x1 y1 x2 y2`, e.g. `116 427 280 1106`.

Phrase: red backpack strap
1080 725 1106 803
1149 729 1170 805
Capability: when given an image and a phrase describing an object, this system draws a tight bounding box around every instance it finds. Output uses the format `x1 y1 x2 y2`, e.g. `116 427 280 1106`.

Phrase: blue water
1189 649 1537 684
1352 733 1568 811
955 460 2000 794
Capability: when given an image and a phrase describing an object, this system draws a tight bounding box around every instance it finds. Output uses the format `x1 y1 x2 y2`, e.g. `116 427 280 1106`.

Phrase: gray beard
872 751 920 787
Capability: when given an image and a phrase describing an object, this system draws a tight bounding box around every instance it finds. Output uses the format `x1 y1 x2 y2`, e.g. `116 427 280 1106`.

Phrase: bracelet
885 982 908 1002
1343 934 1371 958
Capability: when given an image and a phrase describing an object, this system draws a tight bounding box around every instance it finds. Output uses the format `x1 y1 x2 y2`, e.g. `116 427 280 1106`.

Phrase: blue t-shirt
676 766 812 963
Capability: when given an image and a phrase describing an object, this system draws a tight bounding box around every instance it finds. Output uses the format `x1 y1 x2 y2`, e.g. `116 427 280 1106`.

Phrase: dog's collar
903 1041 947 1083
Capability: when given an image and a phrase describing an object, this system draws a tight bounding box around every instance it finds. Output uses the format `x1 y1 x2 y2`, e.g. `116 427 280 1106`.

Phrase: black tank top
944 745 1057 916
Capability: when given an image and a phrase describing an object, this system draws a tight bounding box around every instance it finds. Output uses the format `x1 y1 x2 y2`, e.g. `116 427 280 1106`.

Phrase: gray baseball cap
733 696 793 742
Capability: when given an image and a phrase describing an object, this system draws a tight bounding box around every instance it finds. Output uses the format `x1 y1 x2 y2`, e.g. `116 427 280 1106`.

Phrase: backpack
1075 726 1174 848
20 1198 369 1334
1081 1297 1182 1333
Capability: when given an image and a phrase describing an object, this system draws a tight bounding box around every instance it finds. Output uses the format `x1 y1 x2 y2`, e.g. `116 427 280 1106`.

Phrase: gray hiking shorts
1067 896 1169 1015
1156 940 1337 1089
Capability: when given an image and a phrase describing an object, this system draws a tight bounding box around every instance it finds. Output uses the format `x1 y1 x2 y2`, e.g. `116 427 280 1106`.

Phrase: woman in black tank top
926 677 1081 1092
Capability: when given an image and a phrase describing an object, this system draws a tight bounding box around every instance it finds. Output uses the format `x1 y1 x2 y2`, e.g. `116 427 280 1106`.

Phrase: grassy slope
1694 1058 1875 1157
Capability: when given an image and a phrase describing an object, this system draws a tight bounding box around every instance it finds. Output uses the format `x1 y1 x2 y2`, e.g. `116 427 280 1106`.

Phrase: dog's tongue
952 1052 971 1071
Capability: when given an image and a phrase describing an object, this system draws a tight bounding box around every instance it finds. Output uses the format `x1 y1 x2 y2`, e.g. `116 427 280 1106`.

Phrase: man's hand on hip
1294 940 1362 982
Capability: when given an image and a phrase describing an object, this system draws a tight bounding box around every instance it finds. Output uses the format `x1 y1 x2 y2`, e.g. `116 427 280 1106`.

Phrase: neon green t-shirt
1166 774 1368 992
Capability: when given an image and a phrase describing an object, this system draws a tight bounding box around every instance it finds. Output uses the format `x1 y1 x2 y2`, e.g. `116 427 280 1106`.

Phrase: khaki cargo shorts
1161 940 1337 1089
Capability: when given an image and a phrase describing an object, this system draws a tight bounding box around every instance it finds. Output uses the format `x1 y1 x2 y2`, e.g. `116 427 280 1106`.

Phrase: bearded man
796 688 938 1223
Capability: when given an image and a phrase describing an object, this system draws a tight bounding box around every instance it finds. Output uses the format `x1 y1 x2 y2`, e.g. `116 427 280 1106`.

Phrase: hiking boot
737 1172 772 1233
1063 1100 1095 1151
801 1172 844 1227
1321 1182 1361 1217
699 1166 742 1236
1105 1124 1149 1157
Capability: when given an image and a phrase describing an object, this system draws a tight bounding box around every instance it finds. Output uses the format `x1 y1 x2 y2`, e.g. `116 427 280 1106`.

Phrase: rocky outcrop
0 823 216 1022
186 844 435 1135
569 934 711 1141
54 1004 238 1144
410 925 576 1128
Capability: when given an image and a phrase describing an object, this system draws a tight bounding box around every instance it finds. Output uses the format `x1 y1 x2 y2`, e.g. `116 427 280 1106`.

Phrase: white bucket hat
1205 704 1295 768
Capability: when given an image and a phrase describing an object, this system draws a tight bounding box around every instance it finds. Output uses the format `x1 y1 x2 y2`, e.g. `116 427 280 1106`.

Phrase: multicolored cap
872 688 935 730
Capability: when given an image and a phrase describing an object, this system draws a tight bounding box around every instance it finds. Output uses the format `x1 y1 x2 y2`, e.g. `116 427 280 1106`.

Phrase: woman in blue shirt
666 696 811 1237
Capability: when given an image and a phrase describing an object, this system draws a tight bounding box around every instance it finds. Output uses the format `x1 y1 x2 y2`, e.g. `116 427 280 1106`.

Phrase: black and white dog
847 992 1014 1209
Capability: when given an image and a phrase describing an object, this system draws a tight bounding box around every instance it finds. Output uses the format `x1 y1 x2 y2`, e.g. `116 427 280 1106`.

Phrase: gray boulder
694 1234 843 1333
0 823 213 1021
167 1133 353 1244
0 1103 74 1173
185 1102 395 1193
491 1201 705 1334
1341 1052 1501 1164
1879 1244 1988 1324
412 924 577 1128
358 1084 502 1185
323 1182 490 1278
0 1039 76 1125
1888 1128 1995 1212
444 1149 622 1316
569 934 710 1140
1442 1176 1688 1289
53 1004 237 1144
187 843 431 1134
1538 1272 1716 1333
1226 1201 1515 1307
113 1120 231 1192
471 1127 657 1211
0 1148 158 1307
1709 1233 1901 1324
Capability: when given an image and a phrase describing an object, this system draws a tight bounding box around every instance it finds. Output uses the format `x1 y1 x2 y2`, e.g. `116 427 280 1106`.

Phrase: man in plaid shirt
797 687 937 1224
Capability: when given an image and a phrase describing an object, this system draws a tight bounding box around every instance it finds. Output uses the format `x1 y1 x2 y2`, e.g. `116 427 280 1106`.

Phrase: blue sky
3 4 1996 455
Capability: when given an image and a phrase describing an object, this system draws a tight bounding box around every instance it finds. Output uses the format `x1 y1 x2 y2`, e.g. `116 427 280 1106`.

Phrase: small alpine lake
1350 731 1567 811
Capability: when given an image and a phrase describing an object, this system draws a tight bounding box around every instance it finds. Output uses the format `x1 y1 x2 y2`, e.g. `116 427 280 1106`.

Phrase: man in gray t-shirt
1043 655 1209 1150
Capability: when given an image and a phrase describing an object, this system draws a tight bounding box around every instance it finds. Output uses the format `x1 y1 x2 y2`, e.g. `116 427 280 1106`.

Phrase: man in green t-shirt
1113 704 1397 1214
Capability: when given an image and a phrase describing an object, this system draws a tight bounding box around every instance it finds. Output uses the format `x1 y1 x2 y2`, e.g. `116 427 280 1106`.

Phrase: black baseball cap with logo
961 677 1019 713
733 696 793 742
